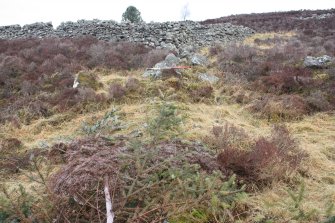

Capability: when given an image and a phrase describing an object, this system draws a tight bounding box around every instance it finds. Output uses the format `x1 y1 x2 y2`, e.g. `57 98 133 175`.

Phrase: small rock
164 53 180 67
304 55 332 68
191 54 209 66
179 45 196 58
143 53 181 79
198 73 219 84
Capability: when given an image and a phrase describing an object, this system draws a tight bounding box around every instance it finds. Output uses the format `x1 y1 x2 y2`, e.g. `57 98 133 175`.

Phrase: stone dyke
0 20 255 48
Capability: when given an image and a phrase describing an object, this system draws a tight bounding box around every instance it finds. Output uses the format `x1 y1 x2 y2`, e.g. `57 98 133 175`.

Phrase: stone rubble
0 20 255 49
143 53 181 78
190 54 209 66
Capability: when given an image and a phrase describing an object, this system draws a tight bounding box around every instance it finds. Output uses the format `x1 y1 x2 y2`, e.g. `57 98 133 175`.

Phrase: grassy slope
1 33 334 222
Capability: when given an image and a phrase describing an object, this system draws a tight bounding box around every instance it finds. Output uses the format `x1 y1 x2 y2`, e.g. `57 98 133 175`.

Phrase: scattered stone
142 63 164 79
164 53 181 67
160 42 178 52
298 13 334 20
304 55 332 68
198 73 220 84
143 53 181 79
191 54 209 66
179 45 197 58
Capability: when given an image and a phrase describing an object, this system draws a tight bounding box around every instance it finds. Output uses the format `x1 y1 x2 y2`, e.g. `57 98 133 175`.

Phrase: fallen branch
104 175 115 223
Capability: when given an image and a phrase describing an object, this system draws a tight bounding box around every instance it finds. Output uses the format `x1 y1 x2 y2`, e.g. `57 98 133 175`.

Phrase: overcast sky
0 0 334 27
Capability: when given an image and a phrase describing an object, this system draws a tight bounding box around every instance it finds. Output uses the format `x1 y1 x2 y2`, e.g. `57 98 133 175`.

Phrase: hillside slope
1 10 335 223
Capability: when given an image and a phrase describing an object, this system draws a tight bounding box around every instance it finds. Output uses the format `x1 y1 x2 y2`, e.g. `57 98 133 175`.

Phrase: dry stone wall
0 20 255 48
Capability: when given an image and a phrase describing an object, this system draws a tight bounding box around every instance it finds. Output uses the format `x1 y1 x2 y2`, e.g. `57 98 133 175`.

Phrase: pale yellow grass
96 69 145 94
252 112 335 221
184 103 270 140
244 32 296 49
1 112 94 148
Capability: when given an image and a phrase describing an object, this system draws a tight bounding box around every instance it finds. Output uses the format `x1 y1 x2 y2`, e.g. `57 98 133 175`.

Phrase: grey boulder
165 53 181 66
143 53 180 78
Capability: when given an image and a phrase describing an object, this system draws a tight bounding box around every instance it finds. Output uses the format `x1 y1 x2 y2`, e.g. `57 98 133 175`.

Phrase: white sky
0 0 334 27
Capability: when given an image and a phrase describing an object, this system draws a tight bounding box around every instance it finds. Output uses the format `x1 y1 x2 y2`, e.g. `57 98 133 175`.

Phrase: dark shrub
19 100 51 124
217 125 306 187
51 88 79 111
0 56 26 78
219 43 257 63
217 145 249 176
109 83 126 100
0 138 44 174
323 40 335 55
248 94 309 120
47 137 243 222
143 48 170 67
190 85 213 102
255 67 313 94
75 87 97 102
206 123 250 150
39 59 58 74
53 54 68 66
125 77 140 91
20 80 38 96
209 43 224 56
87 43 106 67
0 138 22 154
306 90 331 111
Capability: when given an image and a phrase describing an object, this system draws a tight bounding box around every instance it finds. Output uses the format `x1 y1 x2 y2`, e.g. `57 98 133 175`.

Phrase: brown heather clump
0 138 45 175
125 77 140 91
256 67 314 94
247 94 309 121
206 123 251 150
0 37 170 125
108 83 127 100
214 124 307 188
190 85 214 102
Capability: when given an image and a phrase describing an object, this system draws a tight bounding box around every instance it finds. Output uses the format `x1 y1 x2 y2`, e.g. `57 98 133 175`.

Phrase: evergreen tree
122 6 143 23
